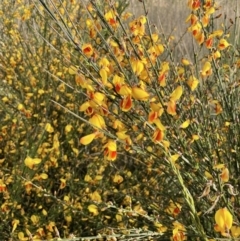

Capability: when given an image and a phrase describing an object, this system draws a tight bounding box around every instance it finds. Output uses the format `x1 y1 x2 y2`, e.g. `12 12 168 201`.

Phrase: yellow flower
220 167 229 183
215 207 233 236
104 140 117 161
88 204 99 216
201 61 212 77
170 86 183 101
80 133 97 145
24 156 41 169
82 43 94 58
187 75 199 91
218 39 230 50
132 87 149 101
231 226 240 238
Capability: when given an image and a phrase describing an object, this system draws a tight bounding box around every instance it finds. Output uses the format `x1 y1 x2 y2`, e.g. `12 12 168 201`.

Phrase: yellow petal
231 226 240 238
45 123 54 133
170 154 180 162
212 29 223 37
151 33 159 42
215 208 233 230
204 171 213 179
181 58 191 66
167 100 177 116
116 131 128 140
31 215 39 225
218 39 230 50
206 7 215 15
170 86 183 101
79 101 90 112
203 61 211 71
18 232 26 240
119 85 132 96
213 164 225 169
65 124 73 134
220 167 229 183
132 87 149 101
12 219 20 233
187 76 199 91
84 174 92 182
139 15 146 24
105 140 117 151
93 92 105 104
100 68 108 84
153 119 165 130
24 156 41 169
131 59 144 76
116 213 123 222
39 173 48 179
180 119 190 129
88 204 99 216
113 174 124 184
89 114 106 129
90 191 102 202
192 134 200 140
68 65 78 75
80 133 96 145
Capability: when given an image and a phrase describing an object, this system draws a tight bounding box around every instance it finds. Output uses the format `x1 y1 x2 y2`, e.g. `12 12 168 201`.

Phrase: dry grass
129 0 240 60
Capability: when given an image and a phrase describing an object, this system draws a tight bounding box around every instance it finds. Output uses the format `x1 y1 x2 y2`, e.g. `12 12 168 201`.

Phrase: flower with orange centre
131 58 146 76
205 36 214 48
171 222 186 241
202 14 210 27
0 179 7 192
214 207 233 236
188 0 201 10
59 178 66 189
148 102 164 123
82 43 94 58
158 71 167 87
158 62 170 87
188 22 204 44
167 100 177 116
204 0 213 8
147 44 164 63
129 16 146 37
209 100 223 115
152 128 164 143
185 14 198 26
104 140 117 161
112 74 125 93
201 61 212 77
212 50 221 60
187 75 199 91
120 95 132 112
148 111 158 123
166 201 182 217
218 38 230 50
195 31 205 45
105 10 118 29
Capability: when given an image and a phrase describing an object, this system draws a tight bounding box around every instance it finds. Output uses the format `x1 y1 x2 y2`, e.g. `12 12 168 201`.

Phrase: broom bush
0 0 239 240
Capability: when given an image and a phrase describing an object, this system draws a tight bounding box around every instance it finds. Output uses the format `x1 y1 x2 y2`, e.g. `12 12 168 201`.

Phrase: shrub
0 0 239 240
